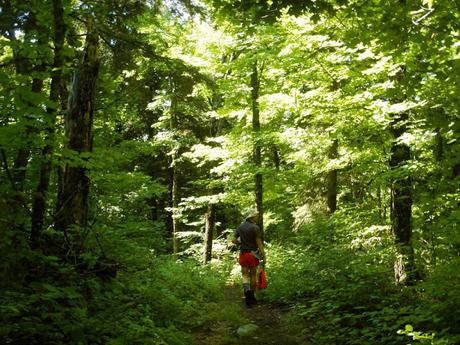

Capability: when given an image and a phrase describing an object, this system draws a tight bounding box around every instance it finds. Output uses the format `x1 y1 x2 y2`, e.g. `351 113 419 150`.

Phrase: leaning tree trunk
251 62 264 240
30 0 66 248
54 21 99 256
327 139 338 214
203 203 216 264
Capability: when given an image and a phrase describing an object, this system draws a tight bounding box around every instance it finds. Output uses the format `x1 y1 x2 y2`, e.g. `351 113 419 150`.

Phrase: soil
194 285 307 345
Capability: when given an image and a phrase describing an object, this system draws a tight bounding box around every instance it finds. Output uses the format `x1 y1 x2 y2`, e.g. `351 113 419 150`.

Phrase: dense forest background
1 0 459 344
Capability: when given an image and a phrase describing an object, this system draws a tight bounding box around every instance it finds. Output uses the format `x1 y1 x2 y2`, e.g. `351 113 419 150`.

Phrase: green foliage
0 246 238 345
1 0 460 344
398 324 450 345
263 207 460 344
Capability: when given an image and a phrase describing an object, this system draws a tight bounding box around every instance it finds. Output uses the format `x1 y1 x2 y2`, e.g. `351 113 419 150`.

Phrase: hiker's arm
232 230 240 245
256 237 265 262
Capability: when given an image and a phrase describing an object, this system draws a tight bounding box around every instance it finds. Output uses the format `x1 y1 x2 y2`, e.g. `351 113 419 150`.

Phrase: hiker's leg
241 266 250 292
241 266 253 306
247 267 258 305
239 252 259 306
249 268 257 291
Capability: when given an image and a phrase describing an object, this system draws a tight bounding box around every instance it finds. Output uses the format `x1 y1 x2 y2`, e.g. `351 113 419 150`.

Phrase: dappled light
1 0 460 344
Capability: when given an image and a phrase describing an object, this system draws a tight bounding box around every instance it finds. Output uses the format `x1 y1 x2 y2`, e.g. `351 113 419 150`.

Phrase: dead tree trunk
54 21 99 256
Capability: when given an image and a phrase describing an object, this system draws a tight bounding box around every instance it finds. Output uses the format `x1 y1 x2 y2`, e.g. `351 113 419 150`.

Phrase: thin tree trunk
251 62 264 240
171 158 179 255
13 77 44 188
434 127 443 162
54 20 99 256
170 78 179 256
327 139 338 213
203 203 216 264
7 9 45 191
272 145 281 170
30 0 66 248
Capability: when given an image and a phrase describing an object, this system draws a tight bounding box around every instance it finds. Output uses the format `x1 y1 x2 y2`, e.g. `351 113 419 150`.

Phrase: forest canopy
1 0 460 344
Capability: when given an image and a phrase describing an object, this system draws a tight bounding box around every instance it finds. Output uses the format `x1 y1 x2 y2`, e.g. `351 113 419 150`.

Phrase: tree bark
13 77 44 188
251 62 264 240
388 0 416 284
30 0 66 248
390 111 415 284
5 8 45 190
169 77 180 256
54 20 99 255
327 139 338 213
272 145 281 170
434 127 443 162
171 156 179 255
203 203 216 264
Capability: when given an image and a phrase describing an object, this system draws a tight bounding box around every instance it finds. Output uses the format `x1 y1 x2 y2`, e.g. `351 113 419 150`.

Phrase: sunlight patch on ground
227 262 242 285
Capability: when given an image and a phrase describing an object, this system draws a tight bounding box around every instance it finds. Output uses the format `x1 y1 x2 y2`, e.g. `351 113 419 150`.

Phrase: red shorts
239 252 259 268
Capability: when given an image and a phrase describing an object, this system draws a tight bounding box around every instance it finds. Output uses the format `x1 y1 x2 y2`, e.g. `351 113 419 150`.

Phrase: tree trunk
390 111 415 284
272 145 281 170
327 139 338 213
54 20 99 256
13 77 44 189
434 127 443 162
171 158 179 255
251 62 264 240
170 78 180 256
30 0 66 248
203 203 216 264
6 8 45 191
388 0 416 284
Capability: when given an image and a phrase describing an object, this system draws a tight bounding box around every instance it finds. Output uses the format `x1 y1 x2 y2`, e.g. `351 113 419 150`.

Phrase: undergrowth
0 221 242 345
262 210 460 345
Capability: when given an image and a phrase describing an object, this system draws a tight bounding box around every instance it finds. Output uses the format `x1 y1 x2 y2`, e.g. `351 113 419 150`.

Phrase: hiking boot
244 290 258 306
244 290 252 306
249 290 257 305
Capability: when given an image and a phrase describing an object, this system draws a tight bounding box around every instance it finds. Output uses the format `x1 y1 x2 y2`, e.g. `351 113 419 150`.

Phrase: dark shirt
235 220 261 252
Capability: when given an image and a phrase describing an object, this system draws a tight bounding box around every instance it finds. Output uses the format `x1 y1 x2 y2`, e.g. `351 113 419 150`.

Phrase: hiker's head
245 210 259 222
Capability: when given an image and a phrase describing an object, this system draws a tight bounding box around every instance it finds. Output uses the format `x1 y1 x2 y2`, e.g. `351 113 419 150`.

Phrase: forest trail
194 285 306 345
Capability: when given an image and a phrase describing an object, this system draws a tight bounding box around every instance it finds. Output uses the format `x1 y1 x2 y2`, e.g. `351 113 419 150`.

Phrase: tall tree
251 61 264 239
386 0 416 284
30 0 66 248
169 77 180 255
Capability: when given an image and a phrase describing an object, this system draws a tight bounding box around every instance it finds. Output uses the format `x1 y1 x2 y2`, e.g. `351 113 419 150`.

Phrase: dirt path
194 285 306 345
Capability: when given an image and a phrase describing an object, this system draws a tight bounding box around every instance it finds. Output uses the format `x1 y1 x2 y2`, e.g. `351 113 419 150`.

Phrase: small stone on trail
237 323 259 337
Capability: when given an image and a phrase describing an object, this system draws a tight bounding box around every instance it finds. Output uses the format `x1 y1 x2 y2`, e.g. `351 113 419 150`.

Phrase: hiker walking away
234 211 265 306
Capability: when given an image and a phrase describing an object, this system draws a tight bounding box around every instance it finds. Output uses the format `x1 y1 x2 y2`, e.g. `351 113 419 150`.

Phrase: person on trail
234 210 265 306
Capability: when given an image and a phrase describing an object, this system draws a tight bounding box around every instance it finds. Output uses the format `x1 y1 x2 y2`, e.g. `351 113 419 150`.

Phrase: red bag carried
257 268 267 289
